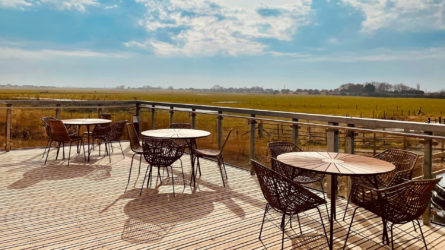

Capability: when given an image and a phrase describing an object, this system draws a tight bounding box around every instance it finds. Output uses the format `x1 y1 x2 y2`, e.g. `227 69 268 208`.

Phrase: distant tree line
336 82 425 97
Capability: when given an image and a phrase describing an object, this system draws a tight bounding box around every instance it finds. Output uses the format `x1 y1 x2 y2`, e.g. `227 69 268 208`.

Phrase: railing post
403 128 409 150
249 114 256 175
97 104 103 117
292 118 299 146
326 122 339 199
191 108 196 129
217 111 223 150
151 105 155 129
5 104 11 152
134 103 141 134
344 124 355 199
169 106 174 126
55 104 61 119
423 131 433 225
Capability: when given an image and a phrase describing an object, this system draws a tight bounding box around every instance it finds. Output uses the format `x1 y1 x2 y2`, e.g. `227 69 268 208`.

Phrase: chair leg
320 180 330 221
416 220 428 250
390 223 395 250
217 158 226 187
140 164 151 196
259 204 269 241
134 154 142 187
343 188 352 221
221 156 228 179
180 158 185 188
118 141 124 157
55 142 61 160
107 142 111 163
412 221 417 232
68 142 72 166
62 142 65 159
317 207 330 248
42 139 50 158
45 141 52 165
296 213 303 234
171 166 175 197
82 140 86 161
343 207 358 249
280 213 286 250
126 154 135 191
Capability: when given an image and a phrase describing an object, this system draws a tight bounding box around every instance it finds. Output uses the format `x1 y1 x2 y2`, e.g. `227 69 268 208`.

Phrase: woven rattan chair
268 141 328 215
45 119 86 166
251 160 328 249
84 113 111 150
343 149 419 220
170 123 192 129
194 128 233 187
96 120 127 162
140 137 185 196
125 122 143 190
344 178 441 249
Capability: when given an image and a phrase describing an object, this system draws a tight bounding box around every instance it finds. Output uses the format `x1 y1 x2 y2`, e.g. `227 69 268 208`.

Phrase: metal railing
2 99 445 224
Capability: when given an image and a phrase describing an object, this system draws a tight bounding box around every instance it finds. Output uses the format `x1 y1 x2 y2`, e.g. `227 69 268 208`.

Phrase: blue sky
1 0 445 91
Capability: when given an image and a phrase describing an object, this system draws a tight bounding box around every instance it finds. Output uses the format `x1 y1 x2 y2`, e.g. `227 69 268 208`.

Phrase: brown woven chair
251 160 328 249
125 122 143 190
84 113 111 150
344 178 441 249
170 123 192 129
194 128 233 187
45 119 86 166
268 141 328 216
343 149 419 220
140 137 185 196
96 120 127 162
41 117 57 158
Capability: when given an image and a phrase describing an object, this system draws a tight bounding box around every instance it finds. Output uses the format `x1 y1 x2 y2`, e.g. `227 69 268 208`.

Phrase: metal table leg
329 174 337 249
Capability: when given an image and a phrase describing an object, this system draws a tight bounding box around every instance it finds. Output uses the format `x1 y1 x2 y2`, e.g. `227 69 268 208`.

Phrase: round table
277 152 395 249
141 129 211 186
62 119 112 161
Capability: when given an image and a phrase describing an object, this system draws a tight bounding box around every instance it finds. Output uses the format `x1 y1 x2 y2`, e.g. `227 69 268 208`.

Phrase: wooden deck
1 143 444 249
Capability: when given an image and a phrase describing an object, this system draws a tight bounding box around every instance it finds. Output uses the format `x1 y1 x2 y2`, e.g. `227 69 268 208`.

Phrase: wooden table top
277 152 395 176
141 129 211 139
62 118 112 125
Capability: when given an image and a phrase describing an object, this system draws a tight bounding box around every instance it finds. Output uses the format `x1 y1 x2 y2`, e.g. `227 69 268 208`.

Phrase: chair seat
293 173 324 184
194 148 221 157
133 147 143 154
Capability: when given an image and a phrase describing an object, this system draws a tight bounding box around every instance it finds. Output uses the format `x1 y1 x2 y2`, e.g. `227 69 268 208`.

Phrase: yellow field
1 89 445 169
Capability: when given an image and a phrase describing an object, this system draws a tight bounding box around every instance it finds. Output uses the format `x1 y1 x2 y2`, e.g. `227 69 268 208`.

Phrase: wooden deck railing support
423 131 433 225
250 114 256 175
5 104 11 152
135 103 141 134
292 118 299 146
344 124 355 199
217 111 223 149
191 108 196 128
169 106 174 126
326 122 339 200
55 104 61 119
151 104 155 129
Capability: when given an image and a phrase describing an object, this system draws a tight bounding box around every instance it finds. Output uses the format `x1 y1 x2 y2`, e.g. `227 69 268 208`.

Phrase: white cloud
39 0 98 12
0 0 32 9
129 0 313 56
341 0 445 32
0 47 129 60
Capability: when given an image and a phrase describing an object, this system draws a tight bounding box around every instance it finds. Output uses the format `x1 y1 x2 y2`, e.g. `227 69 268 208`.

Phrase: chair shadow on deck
7 163 112 189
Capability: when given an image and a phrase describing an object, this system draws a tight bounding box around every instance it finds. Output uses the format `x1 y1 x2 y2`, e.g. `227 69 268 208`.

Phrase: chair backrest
142 137 185 168
374 149 418 173
251 160 325 214
47 119 71 142
170 123 192 129
270 158 297 179
381 178 441 223
108 120 127 141
99 113 112 120
42 117 57 137
126 123 141 151
220 128 233 152
268 141 302 169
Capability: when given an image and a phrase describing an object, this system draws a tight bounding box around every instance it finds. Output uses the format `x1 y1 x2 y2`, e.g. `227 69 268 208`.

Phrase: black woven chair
194 128 233 187
140 137 185 196
344 178 441 249
343 149 419 220
45 119 86 166
170 123 192 129
125 122 144 190
268 141 328 216
251 160 328 249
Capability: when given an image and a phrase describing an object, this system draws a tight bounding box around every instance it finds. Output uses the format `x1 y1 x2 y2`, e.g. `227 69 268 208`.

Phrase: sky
1 0 445 91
